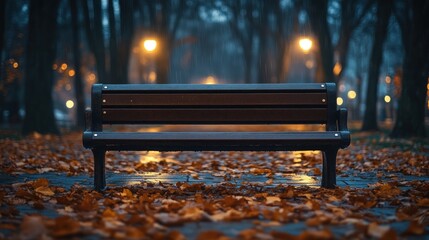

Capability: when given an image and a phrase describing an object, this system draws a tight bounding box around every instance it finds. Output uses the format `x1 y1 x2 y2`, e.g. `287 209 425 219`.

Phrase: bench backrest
90 83 338 131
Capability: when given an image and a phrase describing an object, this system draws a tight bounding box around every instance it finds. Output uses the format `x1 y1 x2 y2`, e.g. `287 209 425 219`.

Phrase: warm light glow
333 63 342 76
68 69 75 77
427 83 429 90
347 90 357 99
337 97 344 106
384 95 391 103
88 73 96 83
298 38 312 53
61 63 68 71
203 76 217 84
53 64 58 70
142 39 157 52
12 62 19 69
148 71 157 83
385 76 391 84
66 100 74 109
305 60 314 69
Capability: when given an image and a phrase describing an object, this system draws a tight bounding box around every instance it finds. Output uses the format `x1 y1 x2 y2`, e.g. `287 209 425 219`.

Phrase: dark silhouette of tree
305 0 335 83
69 0 85 129
22 0 60 135
107 0 118 84
335 0 373 80
116 0 136 84
82 0 107 83
391 1 429 138
0 0 6 123
227 0 255 83
146 0 186 84
361 0 393 131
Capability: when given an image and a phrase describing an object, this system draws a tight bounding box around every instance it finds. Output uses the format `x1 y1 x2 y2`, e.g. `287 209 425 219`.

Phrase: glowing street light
337 97 344 106
384 95 391 103
299 38 313 53
142 39 157 52
66 100 74 109
347 90 357 99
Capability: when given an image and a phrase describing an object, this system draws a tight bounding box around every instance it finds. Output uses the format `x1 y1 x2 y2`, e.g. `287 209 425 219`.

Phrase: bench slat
102 93 327 107
102 108 327 124
101 83 328 92
84 131 346 151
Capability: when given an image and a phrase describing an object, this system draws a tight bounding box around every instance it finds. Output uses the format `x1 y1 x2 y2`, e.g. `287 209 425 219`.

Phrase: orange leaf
35 186 55 196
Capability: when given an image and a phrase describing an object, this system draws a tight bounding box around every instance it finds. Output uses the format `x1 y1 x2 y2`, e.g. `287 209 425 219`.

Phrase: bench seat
84 131 349 151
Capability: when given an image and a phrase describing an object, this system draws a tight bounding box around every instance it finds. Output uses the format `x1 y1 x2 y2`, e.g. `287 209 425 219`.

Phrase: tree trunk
0 0 6 123
70 0 85 129
361 0 392 131
116 0 135 84
257 1 270 83
306 0 335 83
391 1 429 138
155 36 170 84
82 0 107 84
108 0 118 84
22 0 60 135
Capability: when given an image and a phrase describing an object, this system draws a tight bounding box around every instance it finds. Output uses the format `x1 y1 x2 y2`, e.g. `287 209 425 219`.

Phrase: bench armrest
85 108 92 131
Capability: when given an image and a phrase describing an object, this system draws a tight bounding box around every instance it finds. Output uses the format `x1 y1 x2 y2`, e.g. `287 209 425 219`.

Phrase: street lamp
299 37 312 53
141 39 157 52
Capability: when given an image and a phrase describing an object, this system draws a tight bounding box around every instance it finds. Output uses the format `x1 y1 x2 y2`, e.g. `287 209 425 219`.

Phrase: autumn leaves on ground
0 131 428 239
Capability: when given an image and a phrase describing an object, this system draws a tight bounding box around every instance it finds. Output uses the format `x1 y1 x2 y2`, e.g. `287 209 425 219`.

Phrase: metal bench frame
83 83 350 191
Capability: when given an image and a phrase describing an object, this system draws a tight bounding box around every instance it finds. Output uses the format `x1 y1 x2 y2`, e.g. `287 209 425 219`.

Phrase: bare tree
227 0 255 83
391 0 429 138
146 0 186 84
335 0 373 80
82 0 107 83
361 0 393 131
69 0 85 129
0 0 6 123
305 0 335 83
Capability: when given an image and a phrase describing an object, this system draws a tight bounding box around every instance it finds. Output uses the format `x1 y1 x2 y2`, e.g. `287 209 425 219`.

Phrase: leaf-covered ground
0 129 428 239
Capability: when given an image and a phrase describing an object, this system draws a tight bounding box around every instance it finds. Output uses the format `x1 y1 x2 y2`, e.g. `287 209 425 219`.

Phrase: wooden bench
83 83 350 191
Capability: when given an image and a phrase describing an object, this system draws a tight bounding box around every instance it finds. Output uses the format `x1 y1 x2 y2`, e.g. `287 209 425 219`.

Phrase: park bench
83 83 350 191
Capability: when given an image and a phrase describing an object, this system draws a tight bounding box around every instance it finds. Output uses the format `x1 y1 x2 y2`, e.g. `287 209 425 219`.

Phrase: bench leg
92 148 106 191
321 148 338 188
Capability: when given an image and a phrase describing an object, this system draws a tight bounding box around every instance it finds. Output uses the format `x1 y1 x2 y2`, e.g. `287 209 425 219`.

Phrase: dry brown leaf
367 222 391 239
416 198 429 207
404 220 425 235
196 230 229 240
49 216 81 237
265 196 281 205
35 186 55 196
299 229 333 240
31 178 49 189
19 215 47 240
76 194 98 212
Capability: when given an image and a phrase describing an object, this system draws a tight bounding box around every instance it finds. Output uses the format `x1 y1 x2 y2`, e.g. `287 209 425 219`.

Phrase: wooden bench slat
85 131 346 151
101 83 328 92
102 108 327 124
102 93 327 107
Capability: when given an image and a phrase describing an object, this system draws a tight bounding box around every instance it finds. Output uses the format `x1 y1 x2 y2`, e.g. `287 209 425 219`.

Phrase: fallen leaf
19 216 47 240
196 230 229 240
49 216 81 237
35 186 55 196
404 220 425 235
